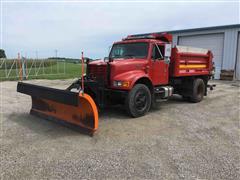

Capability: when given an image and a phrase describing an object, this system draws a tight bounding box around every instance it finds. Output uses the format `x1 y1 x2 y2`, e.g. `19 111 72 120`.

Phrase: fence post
15 59 18 77
4 59 7 78
22 59 26 80
42 59 45 75
17 53 23 81
64 60 66 74
35 58 37 76
25 58 28 79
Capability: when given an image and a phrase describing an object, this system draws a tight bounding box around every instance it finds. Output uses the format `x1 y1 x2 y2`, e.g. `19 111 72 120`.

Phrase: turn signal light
113 81 130 87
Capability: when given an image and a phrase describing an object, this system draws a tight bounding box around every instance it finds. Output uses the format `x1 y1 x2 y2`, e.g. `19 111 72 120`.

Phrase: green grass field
0 61 85 81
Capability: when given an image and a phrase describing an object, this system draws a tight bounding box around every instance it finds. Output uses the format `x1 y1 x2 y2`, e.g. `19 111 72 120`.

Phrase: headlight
113 81 129 87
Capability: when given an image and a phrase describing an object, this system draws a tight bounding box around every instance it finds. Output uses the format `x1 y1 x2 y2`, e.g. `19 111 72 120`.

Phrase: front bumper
67 79 128 108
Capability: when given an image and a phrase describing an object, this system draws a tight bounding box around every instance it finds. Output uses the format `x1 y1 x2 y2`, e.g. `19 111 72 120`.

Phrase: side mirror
164 44 172 57
164 57 170 64
86 58 90 64
164 44 172 64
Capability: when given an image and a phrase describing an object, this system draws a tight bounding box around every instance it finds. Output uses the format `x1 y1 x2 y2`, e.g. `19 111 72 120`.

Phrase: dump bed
170 46 213 77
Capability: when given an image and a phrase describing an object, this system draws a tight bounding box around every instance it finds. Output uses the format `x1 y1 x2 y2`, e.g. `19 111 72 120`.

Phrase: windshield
109 42 149 59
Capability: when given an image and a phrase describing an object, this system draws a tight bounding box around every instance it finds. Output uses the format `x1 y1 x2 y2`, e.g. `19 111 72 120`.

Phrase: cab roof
113 38 167 45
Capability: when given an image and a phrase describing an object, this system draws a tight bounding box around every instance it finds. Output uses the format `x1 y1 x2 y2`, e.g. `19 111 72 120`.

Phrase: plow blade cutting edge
17 82 98 135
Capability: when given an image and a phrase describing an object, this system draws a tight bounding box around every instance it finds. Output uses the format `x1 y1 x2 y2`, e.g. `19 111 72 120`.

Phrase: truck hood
89 58 148 73
88 59 106 65
110 59 148 75
88 58 147 67
109 59 149 86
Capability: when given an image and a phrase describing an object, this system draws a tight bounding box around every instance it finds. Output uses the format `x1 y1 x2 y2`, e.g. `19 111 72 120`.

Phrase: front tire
125 84 151 117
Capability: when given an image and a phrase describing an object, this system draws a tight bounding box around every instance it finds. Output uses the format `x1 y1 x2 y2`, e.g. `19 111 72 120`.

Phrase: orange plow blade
17 82 98 135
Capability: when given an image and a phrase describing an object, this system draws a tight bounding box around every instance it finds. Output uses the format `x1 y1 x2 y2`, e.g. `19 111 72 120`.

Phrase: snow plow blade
17 82 98 135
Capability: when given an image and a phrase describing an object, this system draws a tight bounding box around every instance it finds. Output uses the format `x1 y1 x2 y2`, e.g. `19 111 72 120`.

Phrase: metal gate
0 58 65 80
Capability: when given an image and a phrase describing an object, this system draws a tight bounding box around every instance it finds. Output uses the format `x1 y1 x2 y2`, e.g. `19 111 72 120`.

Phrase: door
178 33 224 79
151 43 169 85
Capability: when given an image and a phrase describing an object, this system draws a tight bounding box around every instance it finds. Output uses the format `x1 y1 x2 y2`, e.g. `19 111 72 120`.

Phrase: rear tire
190 78 205 103
125 84 151 117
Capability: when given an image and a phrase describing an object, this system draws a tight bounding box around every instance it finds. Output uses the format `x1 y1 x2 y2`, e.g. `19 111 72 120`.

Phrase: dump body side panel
170 46 213 77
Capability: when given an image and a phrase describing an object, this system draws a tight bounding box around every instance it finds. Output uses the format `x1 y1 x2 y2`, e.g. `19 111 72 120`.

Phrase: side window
152 44 164 60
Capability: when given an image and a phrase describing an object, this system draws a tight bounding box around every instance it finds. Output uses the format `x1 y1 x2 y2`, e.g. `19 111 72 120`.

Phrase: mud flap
17 82 98 135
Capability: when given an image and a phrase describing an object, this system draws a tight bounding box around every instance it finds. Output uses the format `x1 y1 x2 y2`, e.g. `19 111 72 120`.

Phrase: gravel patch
0 79 239 179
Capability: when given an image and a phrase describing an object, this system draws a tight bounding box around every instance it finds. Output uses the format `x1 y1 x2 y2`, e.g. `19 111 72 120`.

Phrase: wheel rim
134 90 147 111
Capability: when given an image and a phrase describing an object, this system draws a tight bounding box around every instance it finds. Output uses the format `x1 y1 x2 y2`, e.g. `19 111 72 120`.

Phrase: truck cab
108 38 171 89
88 33 172 89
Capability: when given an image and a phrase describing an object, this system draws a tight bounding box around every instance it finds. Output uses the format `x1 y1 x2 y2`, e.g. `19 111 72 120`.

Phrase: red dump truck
17 33 214 134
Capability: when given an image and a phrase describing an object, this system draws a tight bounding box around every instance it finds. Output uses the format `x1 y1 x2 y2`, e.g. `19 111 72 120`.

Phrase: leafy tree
0 49 6 58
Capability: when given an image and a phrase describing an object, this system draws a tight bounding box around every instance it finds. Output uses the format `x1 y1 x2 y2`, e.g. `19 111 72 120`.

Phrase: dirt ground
0 79 239 179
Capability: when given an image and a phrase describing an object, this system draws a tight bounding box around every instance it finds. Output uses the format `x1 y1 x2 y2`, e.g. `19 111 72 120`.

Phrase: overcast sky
1 0 239 59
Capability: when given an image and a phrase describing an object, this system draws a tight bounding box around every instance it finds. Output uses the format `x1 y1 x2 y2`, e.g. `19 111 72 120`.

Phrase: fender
111 70 151 90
